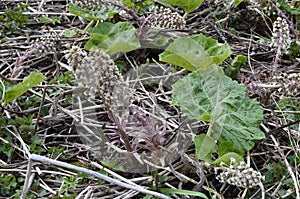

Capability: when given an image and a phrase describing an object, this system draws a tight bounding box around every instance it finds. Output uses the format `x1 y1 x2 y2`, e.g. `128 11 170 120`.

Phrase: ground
0 0 300 199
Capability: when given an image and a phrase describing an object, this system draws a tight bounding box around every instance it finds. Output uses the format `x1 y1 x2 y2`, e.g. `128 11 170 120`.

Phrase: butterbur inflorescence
270 17 291 53
147 6 186 30
215 158 264 188
129 108 166 151
273 73 300 98
72 0 114 11
248 0 279 16
31 30 60 56
65 46 124 103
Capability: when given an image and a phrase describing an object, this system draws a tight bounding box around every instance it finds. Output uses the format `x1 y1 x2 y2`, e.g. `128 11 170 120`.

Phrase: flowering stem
270 46 282 81
105 104 132 152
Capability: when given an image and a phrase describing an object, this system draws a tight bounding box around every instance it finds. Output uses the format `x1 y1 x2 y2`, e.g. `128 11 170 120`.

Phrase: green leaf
68 3 119 21
157 0 204 14
276 98 300 130
172 64 265 152
218 141 243 157
20 125 35 132
31 135 43 145
234 0 244 6
278 0 300 15
38 16 61 25
212 152 244 166
85 22 140 55
159 34 231 71
141 29 175 48
224 55 246 80
290 41 300 57
193 134 217 163
4 72 46 105
64 29 78 38
159 188 208 199
100 160 125 172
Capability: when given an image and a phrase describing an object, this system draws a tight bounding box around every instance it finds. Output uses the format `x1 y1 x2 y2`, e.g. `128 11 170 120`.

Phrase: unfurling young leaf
224 55 246 80
4 72 46 105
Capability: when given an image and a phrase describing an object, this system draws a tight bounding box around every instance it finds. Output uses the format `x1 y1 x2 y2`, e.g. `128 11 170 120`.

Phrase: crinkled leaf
193 134 217 163
4 72 46 105
69 3 119 21
157 0 204 14
212 152 244 166
85 22 140 55
159 34 231 71
172 64 265 152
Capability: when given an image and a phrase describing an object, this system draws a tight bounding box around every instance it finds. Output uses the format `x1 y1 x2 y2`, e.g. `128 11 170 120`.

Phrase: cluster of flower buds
32 30 60 56
247 0 279 16
273 73 300 98
65 46 124 103
146 6 186 30
270 17 291 53
73 0 102 10
215 158 264 188
72 0 115 12
129 108 166 151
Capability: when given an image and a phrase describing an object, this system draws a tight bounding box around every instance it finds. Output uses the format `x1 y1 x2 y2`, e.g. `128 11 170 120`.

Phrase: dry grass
0 0 299 198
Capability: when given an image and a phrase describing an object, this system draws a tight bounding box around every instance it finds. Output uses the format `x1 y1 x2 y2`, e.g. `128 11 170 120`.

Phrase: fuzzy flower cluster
270 17 291 53
273 73 300 98
73 0 103 10
72 0 115 11
147 6 186 30
32 30 60 56
65 46 124 102
215 158 264 188
247 0 279 16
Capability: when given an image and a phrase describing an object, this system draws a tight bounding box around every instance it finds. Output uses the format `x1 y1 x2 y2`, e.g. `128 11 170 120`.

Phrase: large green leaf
69 3 119 21
157 0 204 14
85 22 140 55
159 34 232 71
172 64 265 152
4 72 46 105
